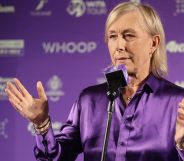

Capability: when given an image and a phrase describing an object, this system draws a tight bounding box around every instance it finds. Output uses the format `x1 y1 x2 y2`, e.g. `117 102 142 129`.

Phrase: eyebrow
107 28 136 34
107 30 116 34
123 29 136 34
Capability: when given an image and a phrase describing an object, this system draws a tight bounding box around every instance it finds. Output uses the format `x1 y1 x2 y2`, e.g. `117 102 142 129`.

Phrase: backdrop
0 0 184 161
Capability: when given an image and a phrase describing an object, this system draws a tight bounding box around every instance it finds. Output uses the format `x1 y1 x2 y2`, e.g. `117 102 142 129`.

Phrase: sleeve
34 98 83 161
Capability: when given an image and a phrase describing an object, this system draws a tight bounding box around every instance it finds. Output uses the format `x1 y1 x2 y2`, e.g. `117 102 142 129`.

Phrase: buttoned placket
115 90 144 161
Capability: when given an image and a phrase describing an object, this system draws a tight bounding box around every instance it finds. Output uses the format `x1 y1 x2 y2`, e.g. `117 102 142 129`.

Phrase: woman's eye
108 34 117 40
123 33 135 40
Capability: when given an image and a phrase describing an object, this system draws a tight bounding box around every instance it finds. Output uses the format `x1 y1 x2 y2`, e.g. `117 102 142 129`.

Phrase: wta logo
67 0 86 17
66 0 107 17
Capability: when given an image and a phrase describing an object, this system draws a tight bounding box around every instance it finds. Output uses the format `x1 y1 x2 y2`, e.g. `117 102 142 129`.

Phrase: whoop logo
166 41 184 53
67 0 86 17
42 41 97 54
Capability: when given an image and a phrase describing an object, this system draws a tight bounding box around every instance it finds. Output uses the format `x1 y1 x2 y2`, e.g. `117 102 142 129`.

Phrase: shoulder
160 78 184 91
158 77 184 97
78 83 108 100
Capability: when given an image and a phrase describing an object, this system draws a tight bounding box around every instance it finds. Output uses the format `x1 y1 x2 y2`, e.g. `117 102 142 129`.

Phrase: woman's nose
116 36 126 52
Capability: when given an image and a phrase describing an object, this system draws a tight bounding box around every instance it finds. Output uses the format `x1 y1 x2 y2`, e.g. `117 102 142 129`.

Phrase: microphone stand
101 65 128 161
100 91 119 161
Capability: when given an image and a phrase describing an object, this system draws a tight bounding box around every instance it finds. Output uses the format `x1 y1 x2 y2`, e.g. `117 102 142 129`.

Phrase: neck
122 72 150 105
127 70 150 91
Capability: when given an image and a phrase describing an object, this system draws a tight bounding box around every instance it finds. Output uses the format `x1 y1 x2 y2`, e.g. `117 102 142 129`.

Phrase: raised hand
175 98 184 147
5 78 49 126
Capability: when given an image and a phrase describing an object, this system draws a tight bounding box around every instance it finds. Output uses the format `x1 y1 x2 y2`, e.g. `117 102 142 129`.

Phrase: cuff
36 126 56 152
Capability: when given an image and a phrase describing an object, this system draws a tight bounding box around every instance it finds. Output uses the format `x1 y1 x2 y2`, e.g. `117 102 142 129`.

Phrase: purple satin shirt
34 74 184 161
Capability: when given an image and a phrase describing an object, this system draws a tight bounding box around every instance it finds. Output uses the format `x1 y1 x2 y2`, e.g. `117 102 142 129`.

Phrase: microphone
104 65 128 101
100 65 129 161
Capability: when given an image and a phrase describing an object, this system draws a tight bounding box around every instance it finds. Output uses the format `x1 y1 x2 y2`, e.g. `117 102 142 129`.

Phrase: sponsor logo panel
0 40 25 56
0 3 15 13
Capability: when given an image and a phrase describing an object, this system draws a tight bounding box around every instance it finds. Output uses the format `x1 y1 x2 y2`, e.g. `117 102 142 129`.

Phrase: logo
42 41 97 54
0 77 14 101
166 41 184 53
27 121 63 136
0 40 24 56
31 0 51 16
174 0 184 15
67 0 86 17
175 81 184 88
0 118 8 139
45 75 64 102
66 0 107 17
0 3 15 13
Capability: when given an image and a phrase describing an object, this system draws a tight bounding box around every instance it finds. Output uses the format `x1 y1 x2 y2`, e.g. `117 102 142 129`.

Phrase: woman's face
107 10 158 77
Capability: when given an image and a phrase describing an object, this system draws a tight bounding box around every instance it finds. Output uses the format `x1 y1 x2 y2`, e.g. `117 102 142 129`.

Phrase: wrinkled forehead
107 10 146 32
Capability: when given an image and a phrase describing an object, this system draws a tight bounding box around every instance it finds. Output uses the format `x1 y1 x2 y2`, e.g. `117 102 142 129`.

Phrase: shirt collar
140 73 162 93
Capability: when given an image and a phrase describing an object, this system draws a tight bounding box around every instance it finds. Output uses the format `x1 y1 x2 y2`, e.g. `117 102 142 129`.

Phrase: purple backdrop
0 0 184 161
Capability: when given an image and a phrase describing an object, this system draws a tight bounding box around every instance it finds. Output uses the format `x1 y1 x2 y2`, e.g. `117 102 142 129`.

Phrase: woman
5 2 184 161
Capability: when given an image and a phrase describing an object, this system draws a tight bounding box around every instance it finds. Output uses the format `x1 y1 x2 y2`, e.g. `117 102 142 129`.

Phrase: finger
6 82 26 102
14 78 30 97
8 97 23 112
37 81 47 101
5 88 24 110
5 87 20 102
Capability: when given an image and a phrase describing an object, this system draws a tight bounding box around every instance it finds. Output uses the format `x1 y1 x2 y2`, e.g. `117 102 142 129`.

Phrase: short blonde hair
105 2 167 78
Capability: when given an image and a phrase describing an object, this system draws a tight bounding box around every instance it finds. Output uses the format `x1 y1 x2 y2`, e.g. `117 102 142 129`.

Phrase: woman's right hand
5 78 49 126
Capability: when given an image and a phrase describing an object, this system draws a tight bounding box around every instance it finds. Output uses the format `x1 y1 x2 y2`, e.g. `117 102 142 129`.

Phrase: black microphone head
104 65 128 100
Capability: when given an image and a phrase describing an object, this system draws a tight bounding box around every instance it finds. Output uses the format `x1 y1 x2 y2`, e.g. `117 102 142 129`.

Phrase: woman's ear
151 35 161 53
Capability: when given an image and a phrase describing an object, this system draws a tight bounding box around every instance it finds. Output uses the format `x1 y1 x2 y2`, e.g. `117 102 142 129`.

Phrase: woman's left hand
175 98 184 147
